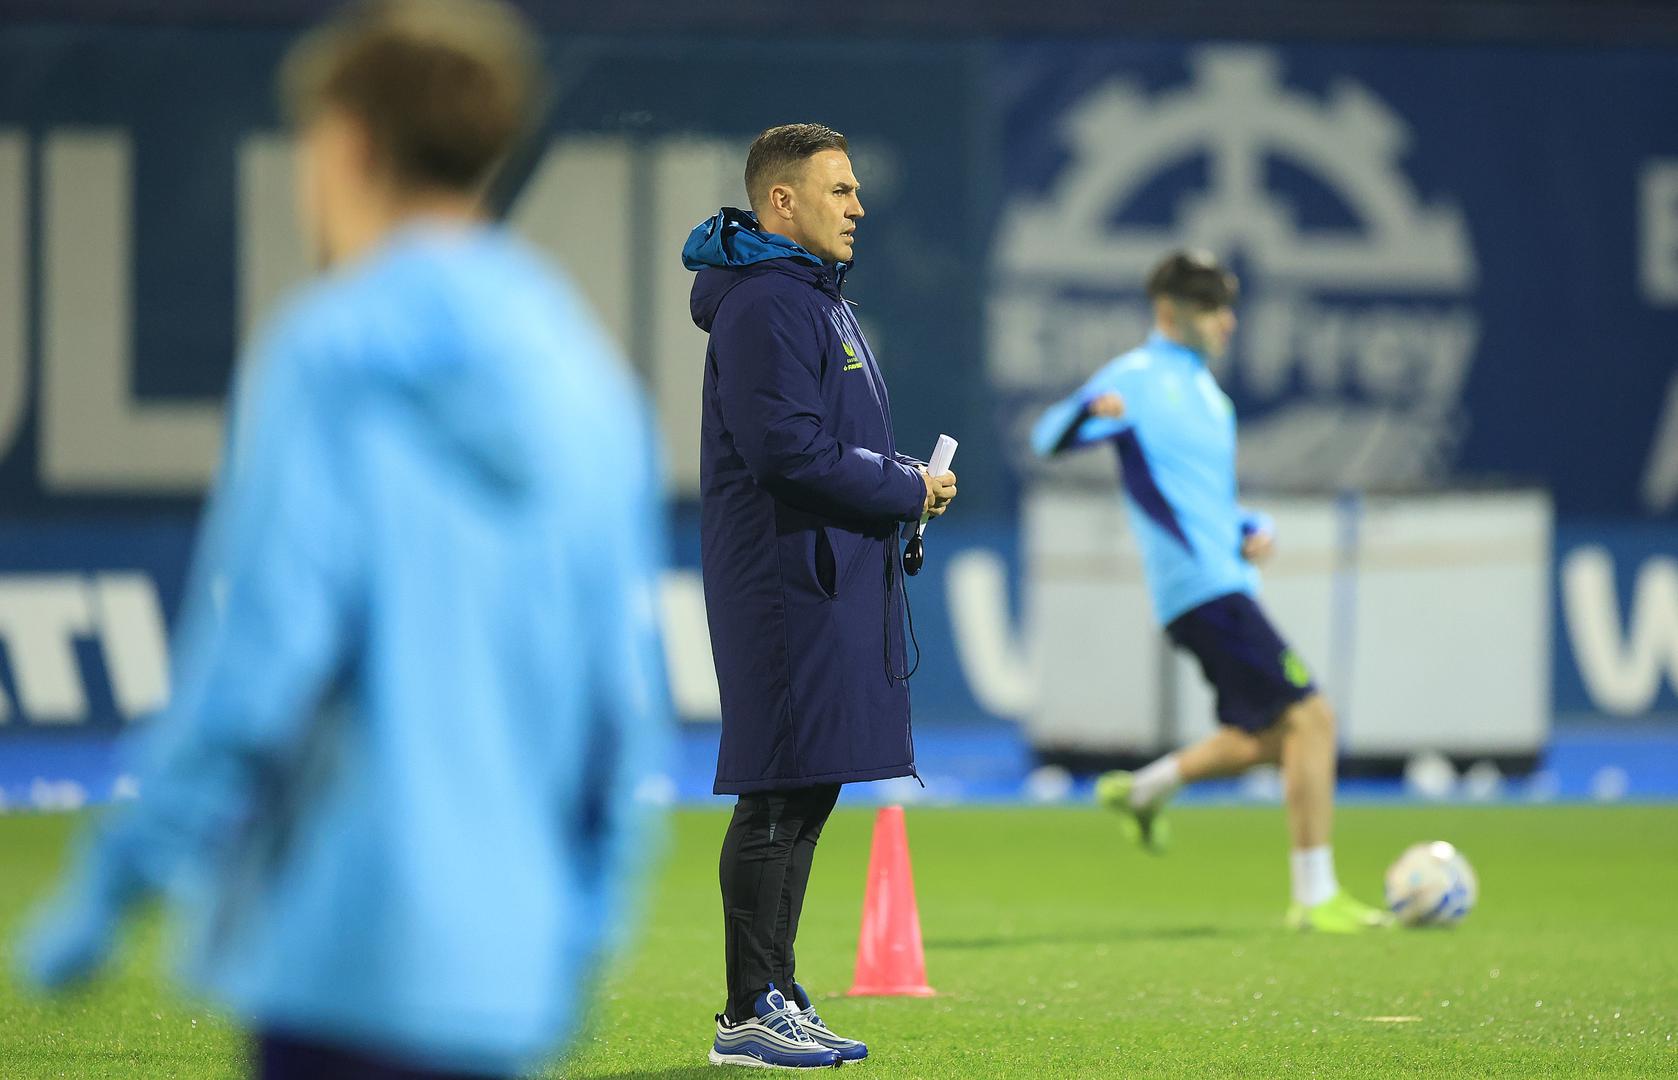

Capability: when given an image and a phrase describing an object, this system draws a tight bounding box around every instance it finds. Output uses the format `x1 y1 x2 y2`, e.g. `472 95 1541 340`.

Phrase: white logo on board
991 47 1480 490
1562 547 1678 715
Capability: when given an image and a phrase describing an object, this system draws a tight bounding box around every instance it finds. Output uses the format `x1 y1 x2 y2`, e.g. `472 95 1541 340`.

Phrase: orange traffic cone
847 805 935 997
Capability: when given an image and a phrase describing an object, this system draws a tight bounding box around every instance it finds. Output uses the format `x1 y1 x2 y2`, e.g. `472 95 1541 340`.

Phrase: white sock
1290 845 1339 907
1129 753 1182 809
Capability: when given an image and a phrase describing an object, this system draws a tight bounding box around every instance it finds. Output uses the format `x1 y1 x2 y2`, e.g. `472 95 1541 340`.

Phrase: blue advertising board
2 31 1674 515
0 25 1673 753
985 42 1678 518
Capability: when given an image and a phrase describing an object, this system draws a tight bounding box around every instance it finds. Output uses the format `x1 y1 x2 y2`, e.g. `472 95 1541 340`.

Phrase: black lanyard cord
884 537 921 683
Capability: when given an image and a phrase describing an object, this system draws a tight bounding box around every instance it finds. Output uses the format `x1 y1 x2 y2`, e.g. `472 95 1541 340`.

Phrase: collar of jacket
1146 329 1207 366
683 206 851 298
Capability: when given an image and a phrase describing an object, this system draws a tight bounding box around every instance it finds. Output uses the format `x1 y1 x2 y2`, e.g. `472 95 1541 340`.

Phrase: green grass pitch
2 803 1675 1078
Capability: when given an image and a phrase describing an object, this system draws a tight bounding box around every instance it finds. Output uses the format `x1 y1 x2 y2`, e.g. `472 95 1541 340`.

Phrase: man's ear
312 108 375 199
344 113 384 187
759 181 795 223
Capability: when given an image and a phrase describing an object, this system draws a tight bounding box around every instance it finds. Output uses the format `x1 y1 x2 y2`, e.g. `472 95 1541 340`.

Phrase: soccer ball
1384 841 1478 927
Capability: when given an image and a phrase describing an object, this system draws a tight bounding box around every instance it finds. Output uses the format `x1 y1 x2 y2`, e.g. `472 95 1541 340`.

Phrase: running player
1031 250 1389 933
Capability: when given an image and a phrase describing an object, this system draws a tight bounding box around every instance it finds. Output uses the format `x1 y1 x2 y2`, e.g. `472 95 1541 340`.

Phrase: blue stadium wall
0 6 1675 761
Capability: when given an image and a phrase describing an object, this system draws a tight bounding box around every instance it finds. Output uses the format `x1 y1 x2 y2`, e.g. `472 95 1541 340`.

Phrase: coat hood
682 206 822 272
683 207 846 333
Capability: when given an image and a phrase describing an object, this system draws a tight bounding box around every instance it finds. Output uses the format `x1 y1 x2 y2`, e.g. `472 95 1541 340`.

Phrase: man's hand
921 468 957 518
1241 531 1275 563
1087 392 1126 419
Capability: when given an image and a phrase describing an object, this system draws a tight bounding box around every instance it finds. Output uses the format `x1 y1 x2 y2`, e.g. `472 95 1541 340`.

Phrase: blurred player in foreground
1031 251 1388 934
17 2 670 1076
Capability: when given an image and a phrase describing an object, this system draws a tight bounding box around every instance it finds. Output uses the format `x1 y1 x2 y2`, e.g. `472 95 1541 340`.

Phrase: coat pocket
822 525 876 597
815 526 838 598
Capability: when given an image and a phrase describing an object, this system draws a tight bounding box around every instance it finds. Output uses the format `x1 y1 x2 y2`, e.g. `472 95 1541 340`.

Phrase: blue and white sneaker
710 986 840 1069
789 983 868 1063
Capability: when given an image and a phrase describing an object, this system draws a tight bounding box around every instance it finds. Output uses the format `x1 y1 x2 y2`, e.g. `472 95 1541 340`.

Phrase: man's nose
851 198 865 220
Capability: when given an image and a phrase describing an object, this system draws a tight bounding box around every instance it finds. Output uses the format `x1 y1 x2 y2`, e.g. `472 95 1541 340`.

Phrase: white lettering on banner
92 574 172 718
232 131 727 500
15 128 778 503
651 138 747 496
989 47 1480 492
29 779 87 811
661 556 1034 723
42 131 223 492
237 134 311 350
0 569 710 727
1562 546 1678 716
946 549 1035 717
0 131 26 465
1640 159 1678 307
659 569 722 721
0 576 95 723
0 574 172 725
512 137 636 357
1642 372 1678 515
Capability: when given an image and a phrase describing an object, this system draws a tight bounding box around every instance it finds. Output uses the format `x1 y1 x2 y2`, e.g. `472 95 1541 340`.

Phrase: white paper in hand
915 434 958 539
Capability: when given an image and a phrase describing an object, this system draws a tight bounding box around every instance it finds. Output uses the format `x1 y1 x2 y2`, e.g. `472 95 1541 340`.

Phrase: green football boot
1094 770 1171 854
1285 890 1396 933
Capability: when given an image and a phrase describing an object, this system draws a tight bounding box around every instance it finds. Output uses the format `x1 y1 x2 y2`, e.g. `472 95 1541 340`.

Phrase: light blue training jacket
1031 331 1272 625
21 223 670 1076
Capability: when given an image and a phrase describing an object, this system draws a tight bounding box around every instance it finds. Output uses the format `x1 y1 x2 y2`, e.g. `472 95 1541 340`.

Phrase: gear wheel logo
991 47 1482 491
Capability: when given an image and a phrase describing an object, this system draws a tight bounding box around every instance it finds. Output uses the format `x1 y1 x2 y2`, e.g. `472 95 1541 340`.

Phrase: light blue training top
22 223 670 1076
1031 331 1272 625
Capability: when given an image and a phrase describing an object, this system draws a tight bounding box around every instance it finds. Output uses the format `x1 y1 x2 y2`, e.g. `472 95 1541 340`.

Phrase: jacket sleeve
713 288 926 522
18 318 359 988
1030 361 1133 458
569 394 671 968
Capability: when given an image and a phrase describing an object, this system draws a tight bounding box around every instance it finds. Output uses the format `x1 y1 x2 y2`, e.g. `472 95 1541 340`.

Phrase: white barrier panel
1025 489 1552 761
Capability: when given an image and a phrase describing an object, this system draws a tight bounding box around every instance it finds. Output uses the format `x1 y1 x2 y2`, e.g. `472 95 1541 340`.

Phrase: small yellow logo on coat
842 340 863 371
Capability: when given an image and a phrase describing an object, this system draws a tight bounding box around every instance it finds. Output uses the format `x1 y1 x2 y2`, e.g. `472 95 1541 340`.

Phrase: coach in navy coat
688 209 929 795
684 125 954 1056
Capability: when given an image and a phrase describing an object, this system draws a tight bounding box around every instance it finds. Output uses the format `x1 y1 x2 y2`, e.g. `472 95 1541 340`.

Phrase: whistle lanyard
884 537 921 684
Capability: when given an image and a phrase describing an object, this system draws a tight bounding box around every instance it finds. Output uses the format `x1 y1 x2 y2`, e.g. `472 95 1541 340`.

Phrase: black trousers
256 1032 505 1080
719 783 843 1022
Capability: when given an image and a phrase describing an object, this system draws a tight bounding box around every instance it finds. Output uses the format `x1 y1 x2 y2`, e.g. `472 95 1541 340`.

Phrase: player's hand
17 890 119 991
1242 531 1275 563
921 468 957 518
1087 392 1126 419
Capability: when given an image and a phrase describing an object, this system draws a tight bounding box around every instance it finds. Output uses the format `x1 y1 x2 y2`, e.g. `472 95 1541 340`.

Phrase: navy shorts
1166 592 1316 733
257 1032 506 1080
